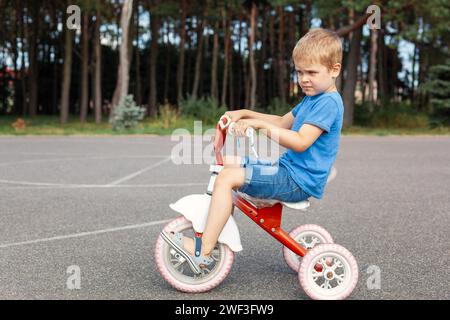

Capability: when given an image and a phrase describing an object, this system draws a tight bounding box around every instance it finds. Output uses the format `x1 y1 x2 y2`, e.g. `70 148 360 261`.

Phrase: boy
165 28 344 268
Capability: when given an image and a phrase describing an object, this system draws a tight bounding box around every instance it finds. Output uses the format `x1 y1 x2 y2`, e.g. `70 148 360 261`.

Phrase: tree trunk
186 22 193 95
221 8 230 106
277 6 286 104
210 20 219 101
111 0 134 115
20 10 27 117
228 25 234 109
148 14 159 117
287 10 295 100
94 11 102 124
28 1 39 117
163 18 172 103
52 46 58 115
60 28 73 124
368 29 378 104
242 12 250 109
248 3 257 110
80 12 89 123
237 12 243 107
258 7 267 108
135 4 142 106
269 13 275 103
191 11 206 99
12 0 20 115
342 27 362 128
377 28 388 102
177 0 187 103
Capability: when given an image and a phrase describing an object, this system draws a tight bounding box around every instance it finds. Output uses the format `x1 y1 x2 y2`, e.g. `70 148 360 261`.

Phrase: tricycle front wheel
154 216 235 293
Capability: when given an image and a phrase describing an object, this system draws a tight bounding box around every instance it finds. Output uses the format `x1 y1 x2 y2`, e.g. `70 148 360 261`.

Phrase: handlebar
214 116 258 165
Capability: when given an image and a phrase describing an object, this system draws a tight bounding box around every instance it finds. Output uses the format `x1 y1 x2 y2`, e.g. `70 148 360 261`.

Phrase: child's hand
231 120 252 137
224 110 246 123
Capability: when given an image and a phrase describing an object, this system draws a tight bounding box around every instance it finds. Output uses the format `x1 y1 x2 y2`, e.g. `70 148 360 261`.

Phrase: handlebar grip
228 122 236 135
245 127 255 138
218 115 232 130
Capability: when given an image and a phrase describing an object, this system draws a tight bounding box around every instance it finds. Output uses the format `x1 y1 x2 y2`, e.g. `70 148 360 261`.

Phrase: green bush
354 101 430 129
419 61 450 126
157 102 180 129
110 95 146 131
179 95 227 124
266 97 293 116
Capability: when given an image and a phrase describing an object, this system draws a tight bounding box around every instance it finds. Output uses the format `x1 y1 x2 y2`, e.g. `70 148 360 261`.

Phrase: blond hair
292 28 342 70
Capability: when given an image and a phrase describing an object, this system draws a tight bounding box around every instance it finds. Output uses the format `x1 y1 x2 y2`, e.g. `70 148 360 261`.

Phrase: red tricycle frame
213 117 308 258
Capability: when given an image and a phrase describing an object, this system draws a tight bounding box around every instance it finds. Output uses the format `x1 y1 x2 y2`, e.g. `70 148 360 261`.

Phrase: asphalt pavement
0 135 448 300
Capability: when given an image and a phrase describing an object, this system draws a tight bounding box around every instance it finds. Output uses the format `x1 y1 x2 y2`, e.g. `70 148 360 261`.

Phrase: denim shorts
237 156 310 203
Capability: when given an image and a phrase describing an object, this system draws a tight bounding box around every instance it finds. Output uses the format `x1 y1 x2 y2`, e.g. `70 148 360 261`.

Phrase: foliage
420 61 450 126
354 102 429 129
179 95 227 124
110 95 146 131
265 97 293 116
157 102 180 129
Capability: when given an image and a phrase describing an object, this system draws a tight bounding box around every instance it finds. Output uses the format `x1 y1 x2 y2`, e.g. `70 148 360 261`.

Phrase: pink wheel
154 216 235 293
299 244 359 300
283 224 333 272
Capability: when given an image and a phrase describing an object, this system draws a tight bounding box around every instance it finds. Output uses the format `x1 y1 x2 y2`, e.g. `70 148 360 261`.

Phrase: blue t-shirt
279 91 344 199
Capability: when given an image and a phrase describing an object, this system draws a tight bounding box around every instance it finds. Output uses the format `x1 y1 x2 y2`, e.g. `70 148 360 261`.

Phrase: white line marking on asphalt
107 157 172 186
0 219 172 249
0 155 169 167
0 180 206 188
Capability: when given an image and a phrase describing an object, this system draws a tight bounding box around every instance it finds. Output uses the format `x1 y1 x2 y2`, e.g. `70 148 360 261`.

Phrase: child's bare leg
183 167 245 256
223 155 242 169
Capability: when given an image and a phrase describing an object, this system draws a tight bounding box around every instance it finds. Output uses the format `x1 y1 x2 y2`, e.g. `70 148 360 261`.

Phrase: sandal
160 231 214 275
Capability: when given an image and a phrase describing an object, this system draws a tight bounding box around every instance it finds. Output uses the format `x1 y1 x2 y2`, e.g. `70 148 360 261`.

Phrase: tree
420 61 450 124
177 0 188 103
248 1 257 109
111 0 134 115
27 0 39 117
210 18 220 102
94 9 102 124
342 26 362 127
368 28 377 104
60 23 73 124
80 11 89 123
191 7 207 99
148 12 159 117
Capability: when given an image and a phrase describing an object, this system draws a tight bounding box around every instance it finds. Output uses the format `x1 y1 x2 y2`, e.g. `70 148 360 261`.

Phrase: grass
0 115 449 136
342 126 450 136
0 115 216 136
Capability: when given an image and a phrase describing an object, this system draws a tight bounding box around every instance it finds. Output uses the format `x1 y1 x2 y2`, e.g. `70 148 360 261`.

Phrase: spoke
312 269 323 278
335 274 345 285
310 237 320 247
211 249 220 262
202 267 212 275
298 237 308 247
172 259 186 270
320 279 332 290
332 259 344 271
